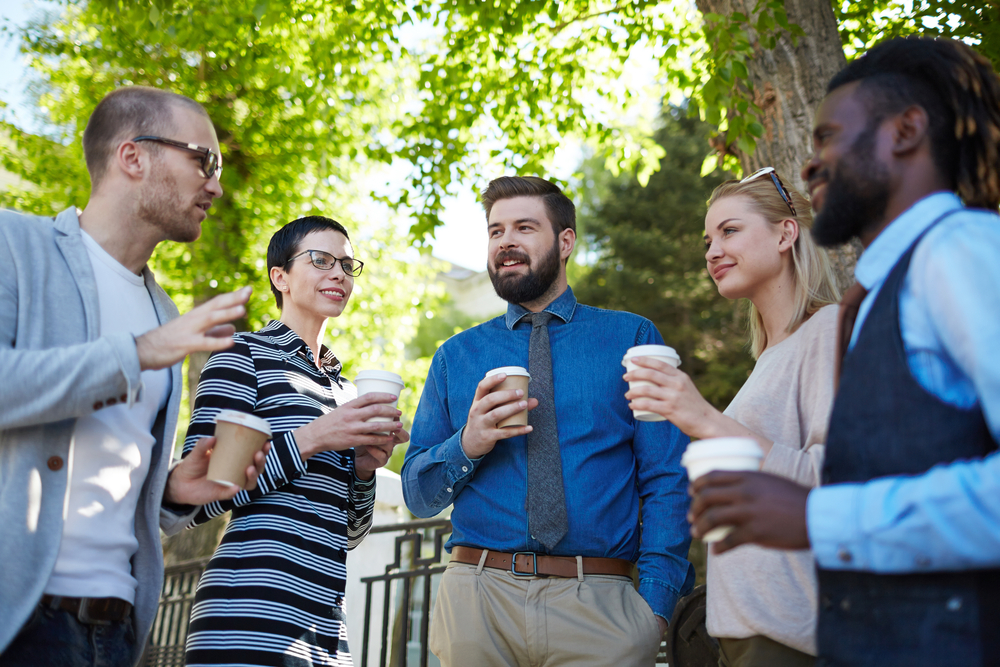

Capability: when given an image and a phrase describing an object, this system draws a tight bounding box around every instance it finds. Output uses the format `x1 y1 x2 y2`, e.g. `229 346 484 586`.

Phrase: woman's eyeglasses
741 167 797 216
132 136 222 179
287 249 364 277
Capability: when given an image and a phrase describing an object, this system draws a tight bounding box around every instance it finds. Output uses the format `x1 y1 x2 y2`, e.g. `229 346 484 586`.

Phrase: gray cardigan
0 207 189 665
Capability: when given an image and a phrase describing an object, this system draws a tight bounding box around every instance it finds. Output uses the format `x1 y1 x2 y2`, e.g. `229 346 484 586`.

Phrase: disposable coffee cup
681 437 764 542
354 370 405 434
622 345 682 422
485 366 531 428
208 410 272 489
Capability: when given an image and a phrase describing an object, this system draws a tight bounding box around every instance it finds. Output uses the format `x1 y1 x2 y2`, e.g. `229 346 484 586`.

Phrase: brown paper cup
485 366 531 428
208 411 272 488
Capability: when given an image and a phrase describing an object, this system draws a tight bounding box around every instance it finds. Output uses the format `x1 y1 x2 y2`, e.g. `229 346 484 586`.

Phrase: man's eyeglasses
740 167 797 216
286 249 364 277
132 136 222 179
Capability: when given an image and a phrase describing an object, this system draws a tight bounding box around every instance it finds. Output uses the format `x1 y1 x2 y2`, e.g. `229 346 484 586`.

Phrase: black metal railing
359 518 452 667
143 556 210 667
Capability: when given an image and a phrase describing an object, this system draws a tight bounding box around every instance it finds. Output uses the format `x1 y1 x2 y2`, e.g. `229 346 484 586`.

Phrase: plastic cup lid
354 369 404 385
680 437 763 465
622 345 680 362
485 366 530 378
215 409 272 436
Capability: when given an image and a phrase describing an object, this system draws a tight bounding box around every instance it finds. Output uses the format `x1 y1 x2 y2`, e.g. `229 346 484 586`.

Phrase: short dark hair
267 216 352 308
480 175 576 234
828 37 1000 209
82 86 209 188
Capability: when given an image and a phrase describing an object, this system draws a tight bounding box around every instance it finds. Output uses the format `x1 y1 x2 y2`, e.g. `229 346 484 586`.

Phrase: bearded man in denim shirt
402 175 694 666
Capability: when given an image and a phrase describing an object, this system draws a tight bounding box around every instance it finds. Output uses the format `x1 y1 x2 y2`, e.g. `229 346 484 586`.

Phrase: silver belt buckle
77 598 112 626
511 552 537 577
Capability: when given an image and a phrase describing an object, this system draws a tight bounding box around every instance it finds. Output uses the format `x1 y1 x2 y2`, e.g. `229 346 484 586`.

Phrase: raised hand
623 356 720 437
294 392 405 460
688 470 811 554
460 372 539 459
163 436 270 506
137 287 252 371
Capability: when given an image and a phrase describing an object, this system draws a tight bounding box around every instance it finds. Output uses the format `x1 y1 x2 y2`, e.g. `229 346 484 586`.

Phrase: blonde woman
624 168 840 667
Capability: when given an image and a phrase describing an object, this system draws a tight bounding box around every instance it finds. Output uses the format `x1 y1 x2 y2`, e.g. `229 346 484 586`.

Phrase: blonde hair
707 174 841 359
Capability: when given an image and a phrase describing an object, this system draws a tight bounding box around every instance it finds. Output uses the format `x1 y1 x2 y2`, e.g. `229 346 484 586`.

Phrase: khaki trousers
429 561 663 667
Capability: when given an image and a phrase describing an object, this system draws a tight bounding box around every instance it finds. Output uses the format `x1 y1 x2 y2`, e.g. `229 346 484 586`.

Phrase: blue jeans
0 602 135 667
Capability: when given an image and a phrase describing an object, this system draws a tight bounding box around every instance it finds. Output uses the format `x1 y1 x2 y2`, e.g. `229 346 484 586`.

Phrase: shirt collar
260 319 342 374
854 191 963 291
504 286 578 330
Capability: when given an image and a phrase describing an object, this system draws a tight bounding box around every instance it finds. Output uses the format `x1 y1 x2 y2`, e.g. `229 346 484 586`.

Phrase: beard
488 238 562 305
812 124 892 248
137 161 203 243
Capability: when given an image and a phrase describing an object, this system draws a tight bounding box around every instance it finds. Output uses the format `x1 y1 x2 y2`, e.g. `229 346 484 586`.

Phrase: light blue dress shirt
807 192 1000 572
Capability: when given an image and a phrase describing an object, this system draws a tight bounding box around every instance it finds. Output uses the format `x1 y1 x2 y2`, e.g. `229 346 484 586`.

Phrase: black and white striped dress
183 320 375 667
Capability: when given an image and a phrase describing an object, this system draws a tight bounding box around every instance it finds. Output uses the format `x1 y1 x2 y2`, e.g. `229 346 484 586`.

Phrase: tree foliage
573 108 751 411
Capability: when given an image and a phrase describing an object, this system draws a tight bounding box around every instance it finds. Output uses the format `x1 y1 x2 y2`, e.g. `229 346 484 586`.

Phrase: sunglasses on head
740 167 797 216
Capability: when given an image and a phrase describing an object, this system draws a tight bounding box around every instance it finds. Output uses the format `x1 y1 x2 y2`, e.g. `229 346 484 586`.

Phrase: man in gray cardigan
0 87 264 667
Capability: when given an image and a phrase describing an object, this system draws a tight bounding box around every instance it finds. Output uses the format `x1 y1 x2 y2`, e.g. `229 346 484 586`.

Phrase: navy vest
818 214 1000 667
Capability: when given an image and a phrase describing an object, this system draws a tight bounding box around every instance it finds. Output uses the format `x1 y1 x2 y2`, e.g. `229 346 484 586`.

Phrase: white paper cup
354 370 405 434
681 437 764 542
208 410 272 488
485 366 531 427
622 345 681 422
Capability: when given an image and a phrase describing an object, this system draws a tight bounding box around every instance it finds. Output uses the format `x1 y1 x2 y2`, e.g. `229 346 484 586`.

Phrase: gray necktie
526 311 569 550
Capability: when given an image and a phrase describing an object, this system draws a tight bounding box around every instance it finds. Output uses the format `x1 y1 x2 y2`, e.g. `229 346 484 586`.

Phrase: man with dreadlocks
687 37 1000 666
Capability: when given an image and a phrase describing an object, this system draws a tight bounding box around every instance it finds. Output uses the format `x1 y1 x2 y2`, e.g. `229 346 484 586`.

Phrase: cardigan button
93 400 104 411
47 456 64 471
106 397 118 406
120 394 128 403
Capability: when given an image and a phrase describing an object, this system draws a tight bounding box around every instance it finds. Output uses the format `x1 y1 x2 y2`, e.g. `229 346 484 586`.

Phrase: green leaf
748 121 764 137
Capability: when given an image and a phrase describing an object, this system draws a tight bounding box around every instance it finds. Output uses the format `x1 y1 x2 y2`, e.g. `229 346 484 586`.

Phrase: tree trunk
695 0 861 291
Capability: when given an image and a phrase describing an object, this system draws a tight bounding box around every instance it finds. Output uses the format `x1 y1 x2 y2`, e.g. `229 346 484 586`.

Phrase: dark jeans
0 602 135 667
719 635 815 667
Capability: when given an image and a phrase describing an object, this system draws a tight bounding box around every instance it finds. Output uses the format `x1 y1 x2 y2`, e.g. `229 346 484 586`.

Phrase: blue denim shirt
808 193 1000 572
402 287 694 619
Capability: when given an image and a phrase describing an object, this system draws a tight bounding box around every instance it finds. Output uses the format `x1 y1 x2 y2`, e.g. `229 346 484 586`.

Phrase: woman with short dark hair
181 216 408 667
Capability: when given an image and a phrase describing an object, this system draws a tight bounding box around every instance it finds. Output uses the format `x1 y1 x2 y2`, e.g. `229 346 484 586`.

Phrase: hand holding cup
461 369 538 459
293 393 404 460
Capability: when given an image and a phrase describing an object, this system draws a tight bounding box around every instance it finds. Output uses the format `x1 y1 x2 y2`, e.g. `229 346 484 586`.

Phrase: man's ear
891 104 931 157
559 227 576 261
116 140 146 181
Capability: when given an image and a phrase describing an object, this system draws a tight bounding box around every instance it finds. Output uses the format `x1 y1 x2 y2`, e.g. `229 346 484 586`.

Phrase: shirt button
947 596 963 611
915 556 931 568
840 598 851 611
461 466 468 473
92 401 104 411
837 548 853 563
47 456 64 471
446 487 453 493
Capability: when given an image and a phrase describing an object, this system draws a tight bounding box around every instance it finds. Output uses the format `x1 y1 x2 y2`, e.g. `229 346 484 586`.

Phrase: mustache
493 250 531 268
808 168 830 188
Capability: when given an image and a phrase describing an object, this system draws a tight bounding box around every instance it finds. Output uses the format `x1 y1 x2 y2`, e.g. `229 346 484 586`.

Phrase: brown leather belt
41 595 132 625
451 546 634 578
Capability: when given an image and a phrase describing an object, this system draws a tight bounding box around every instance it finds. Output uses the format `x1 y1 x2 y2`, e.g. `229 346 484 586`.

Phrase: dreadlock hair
828 37 1000 210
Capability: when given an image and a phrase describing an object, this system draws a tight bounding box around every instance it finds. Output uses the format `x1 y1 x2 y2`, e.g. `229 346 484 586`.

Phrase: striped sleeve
182 335 309 527
346 472 376 550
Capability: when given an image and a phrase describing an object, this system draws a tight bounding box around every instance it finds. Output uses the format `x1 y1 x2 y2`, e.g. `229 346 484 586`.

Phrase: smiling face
136 104 223 244
704 195 792 301
486 196 573 306
272 229 355 320
802 82 893 247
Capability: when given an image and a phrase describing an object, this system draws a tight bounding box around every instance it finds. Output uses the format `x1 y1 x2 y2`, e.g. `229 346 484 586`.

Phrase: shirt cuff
807 484 868 570
638 578 681 622
353 470 377 491
441 427 480 483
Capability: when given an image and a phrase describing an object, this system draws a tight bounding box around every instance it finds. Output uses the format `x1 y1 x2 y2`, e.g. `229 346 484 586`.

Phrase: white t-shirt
44 231 171 604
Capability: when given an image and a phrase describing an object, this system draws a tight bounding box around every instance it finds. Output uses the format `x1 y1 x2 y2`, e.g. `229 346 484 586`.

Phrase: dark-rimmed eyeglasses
286 249 364 277
741 167 797 216
132 136 222 179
